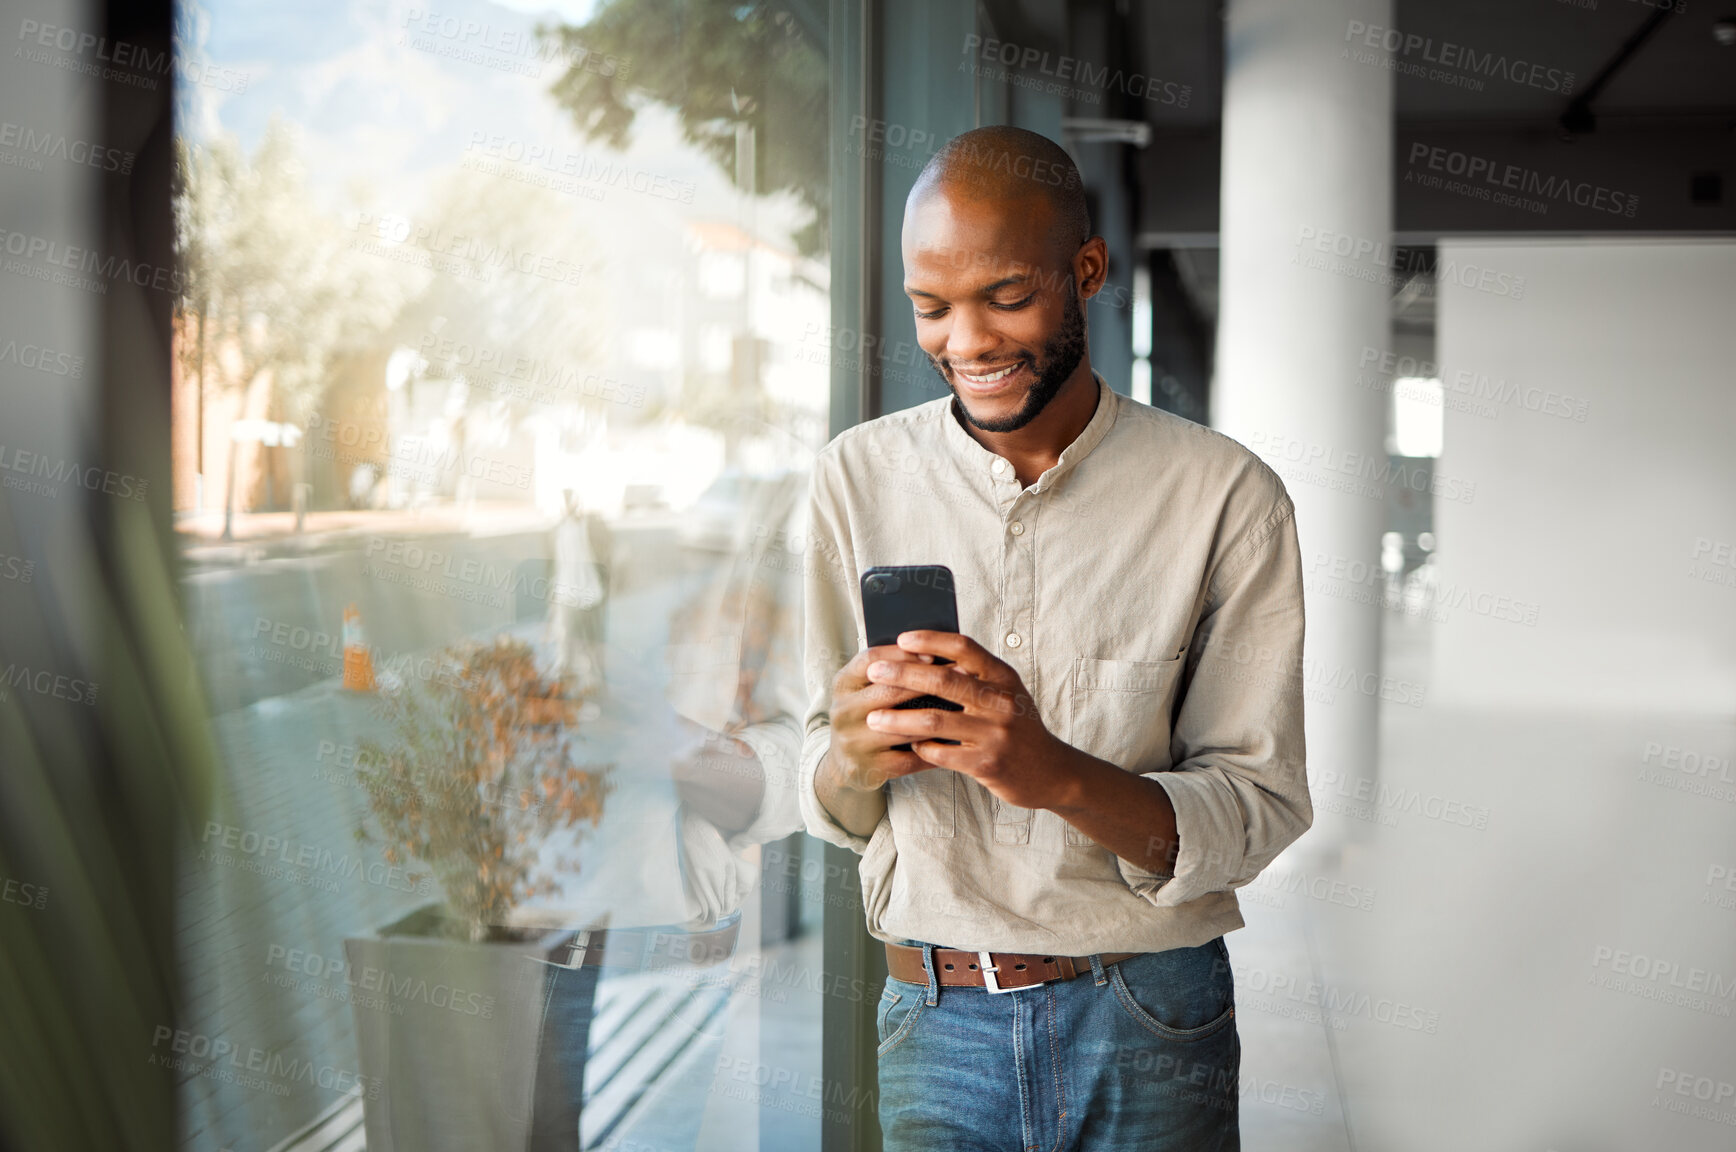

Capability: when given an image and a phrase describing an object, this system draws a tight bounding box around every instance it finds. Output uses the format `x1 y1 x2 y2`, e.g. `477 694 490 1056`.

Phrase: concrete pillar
1213 0 1393 845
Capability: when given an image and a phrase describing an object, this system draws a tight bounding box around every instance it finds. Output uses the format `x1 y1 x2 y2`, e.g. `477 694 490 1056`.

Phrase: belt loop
921 943 939 1006
1089 952 1107 987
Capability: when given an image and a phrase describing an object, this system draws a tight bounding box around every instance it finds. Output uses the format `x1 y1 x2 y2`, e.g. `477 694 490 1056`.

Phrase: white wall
1432 240 1736 712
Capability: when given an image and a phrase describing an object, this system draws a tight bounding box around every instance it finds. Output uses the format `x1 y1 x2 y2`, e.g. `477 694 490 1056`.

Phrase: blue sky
169 0 811 275
175 0 628 208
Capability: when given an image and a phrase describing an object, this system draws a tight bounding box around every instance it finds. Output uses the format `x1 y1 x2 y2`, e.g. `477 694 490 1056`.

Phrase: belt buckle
979 951 1033 994
536 928 593 971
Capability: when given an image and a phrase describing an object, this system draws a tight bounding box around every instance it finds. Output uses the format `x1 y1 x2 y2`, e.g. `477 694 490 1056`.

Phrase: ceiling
1128 0 1736 127
1113 0 1736 336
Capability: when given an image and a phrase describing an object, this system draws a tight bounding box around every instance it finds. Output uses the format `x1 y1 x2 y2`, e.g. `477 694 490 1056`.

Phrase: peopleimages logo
0 663 98 706
1293 226 1527 299
265 944 496 1019
1230 962 1441 1033
1355 347 1592 424
0 225 182 295
1310 768 1489 829
1405 143 1639 218
1308 548 1541 628
1343 21 1576 93
199 821 436 897
0 121 134 174
149 1026 378 1100
398 9 628 77
1589 945 1736 1017
1247 430 1478 506
0 338 84 378
2 877 48 910
417 332 643 409
1688 537 1736 591
960 34 1192 108
462 133 693 204
305 414 533 490
1653 1068 1736 1128
14 19 250 93
1704 863 1736 912
344 212 586 286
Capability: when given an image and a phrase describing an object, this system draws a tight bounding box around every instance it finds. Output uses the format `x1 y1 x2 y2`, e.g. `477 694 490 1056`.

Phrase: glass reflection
171 2 828 1148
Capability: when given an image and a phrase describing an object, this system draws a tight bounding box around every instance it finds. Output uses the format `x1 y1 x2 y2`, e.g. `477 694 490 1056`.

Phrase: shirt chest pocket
1065 654 1186 844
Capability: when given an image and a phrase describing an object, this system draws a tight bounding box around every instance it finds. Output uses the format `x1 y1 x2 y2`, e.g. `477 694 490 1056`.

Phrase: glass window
171 3 831 1149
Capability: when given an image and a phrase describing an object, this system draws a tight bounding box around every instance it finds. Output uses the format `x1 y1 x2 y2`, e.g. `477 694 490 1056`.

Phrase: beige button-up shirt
797 373 1311 955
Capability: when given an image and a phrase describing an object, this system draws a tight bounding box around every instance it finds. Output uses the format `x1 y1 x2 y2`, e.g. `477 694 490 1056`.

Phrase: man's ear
1074 236 1109 300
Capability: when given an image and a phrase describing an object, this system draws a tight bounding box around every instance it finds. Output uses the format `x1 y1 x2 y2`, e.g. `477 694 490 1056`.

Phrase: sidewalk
177 501 682 569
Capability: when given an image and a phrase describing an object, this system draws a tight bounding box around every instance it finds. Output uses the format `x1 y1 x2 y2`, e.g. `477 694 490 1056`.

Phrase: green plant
541 0 830 256
354 637 612 942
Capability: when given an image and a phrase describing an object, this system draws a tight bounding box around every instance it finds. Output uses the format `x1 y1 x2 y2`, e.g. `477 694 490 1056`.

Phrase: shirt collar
940 371 1120 495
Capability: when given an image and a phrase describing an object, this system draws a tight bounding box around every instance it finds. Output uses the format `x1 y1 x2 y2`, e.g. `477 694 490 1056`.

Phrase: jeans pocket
1108 941 1236 1042
876 981 925 1057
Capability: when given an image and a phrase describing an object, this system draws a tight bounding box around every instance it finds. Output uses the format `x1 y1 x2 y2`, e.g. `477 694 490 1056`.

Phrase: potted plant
343 636 612 1152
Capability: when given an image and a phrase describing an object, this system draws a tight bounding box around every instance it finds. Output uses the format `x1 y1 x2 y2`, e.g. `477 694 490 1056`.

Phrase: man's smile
951 360 1029 395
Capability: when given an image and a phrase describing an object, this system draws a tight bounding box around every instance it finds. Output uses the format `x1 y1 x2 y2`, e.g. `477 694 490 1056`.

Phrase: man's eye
914 306 947 320
991 294 1036 311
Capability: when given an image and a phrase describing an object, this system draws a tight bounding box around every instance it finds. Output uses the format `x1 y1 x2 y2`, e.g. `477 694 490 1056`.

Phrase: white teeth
959 364 1017 384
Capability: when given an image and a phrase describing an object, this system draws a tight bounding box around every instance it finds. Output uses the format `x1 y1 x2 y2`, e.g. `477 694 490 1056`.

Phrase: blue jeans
875 937 1240 1151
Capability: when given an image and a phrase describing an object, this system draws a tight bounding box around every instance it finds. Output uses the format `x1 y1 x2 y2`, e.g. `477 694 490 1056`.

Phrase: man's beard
934 291 1088 434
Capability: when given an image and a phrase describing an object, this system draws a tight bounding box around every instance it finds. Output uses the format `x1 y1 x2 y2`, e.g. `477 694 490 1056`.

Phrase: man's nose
946 308 1000 365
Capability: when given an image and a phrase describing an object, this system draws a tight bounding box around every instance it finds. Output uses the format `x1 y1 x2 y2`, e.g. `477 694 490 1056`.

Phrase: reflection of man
664 469 807 926
524 469 806 1152
800 127 1312 1150
548 488 608 708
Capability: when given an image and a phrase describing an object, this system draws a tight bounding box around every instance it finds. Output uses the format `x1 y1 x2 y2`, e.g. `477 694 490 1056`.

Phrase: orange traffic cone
342 603 376 691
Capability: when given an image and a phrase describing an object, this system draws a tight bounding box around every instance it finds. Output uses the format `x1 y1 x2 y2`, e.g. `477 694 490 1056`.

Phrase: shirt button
991 459 1008 475
1006 632 1022 648
1009 521 1025 536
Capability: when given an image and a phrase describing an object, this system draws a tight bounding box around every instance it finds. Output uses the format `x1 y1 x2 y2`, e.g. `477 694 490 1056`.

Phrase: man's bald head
908 126 1092 259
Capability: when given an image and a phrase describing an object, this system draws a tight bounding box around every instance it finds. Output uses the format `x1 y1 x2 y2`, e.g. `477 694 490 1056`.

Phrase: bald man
797 126 1311 1151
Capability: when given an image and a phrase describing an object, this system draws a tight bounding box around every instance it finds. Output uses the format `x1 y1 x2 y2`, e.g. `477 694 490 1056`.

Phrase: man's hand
826 642 943 790
844 630 1183 874
670 718 765 835
864 630 1182 873
862 630 1084 810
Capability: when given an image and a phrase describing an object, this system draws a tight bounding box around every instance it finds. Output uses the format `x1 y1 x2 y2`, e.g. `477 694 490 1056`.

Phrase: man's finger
853 681 933 710
838 643 938 688
895 630 1020 686
864 660 1010 714
864 705 987 745
907 738 977 774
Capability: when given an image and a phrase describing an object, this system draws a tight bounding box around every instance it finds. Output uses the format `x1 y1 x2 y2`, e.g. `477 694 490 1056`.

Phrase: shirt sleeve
719 475 811 852
1117 488 1312 907
719 717 802 853
664 471 808 854
795 451 877 853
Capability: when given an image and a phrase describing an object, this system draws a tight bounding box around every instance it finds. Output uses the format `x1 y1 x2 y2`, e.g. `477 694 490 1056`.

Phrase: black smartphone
860 564 964 750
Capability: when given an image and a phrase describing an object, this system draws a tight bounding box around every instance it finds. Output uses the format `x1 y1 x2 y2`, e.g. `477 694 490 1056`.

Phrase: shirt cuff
1117 769 1249 907
676 806 757 928
797 725 874 854
720 719 803 854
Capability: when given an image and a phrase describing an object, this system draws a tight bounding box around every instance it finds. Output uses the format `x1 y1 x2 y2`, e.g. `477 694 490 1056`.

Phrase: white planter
344 904 588 1152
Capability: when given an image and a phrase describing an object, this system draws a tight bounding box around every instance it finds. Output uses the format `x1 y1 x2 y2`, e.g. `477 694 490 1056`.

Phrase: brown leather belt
886 942 1141 993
